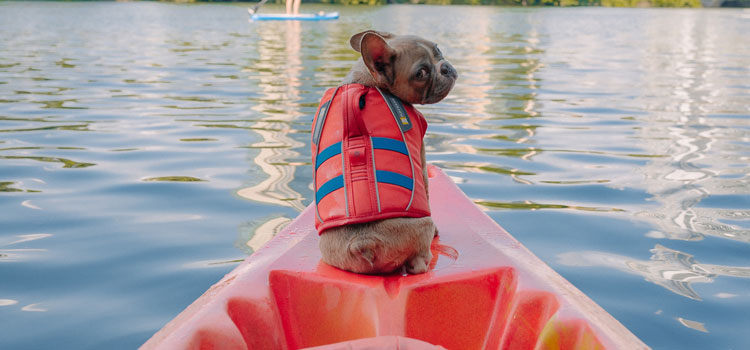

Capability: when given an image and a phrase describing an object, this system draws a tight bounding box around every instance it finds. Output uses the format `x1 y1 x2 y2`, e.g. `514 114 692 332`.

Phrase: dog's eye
415 67 429 80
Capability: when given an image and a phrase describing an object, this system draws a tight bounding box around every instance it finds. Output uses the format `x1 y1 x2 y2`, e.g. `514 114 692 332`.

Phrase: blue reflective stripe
315 142 341 170
376 170 413 191
316 175 344 204
371 137 408 156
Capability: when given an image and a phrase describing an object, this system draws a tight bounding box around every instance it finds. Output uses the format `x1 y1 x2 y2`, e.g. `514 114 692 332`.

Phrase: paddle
248 0 271 15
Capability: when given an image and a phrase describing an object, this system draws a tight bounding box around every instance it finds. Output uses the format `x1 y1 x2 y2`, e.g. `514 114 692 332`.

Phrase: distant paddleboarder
248 0 300 15
286 0 301 15
248 0 336 20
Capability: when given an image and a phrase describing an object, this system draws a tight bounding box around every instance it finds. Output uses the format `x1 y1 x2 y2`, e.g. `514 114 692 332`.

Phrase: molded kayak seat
142 166 648 350
304 336 446 349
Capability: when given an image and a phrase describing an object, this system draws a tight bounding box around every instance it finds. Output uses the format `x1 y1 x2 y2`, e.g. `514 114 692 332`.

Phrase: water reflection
558 244 750 301
0 299 46 313
633 12 750 243
234 21 312 251
21 304 47 312
429 10 544 187
20 200 42 210
677 317 708 333
0 233 51 262
245 216 293 252
236 21 306 213
0 299 19 307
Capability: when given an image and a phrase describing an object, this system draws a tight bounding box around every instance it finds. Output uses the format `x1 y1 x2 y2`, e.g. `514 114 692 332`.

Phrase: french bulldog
318 30 457 275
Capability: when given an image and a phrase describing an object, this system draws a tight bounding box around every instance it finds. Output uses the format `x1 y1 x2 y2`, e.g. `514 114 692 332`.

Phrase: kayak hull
249 11 339 21
142 165 648 349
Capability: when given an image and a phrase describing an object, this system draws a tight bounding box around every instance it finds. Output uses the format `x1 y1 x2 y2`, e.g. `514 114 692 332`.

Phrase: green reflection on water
450 163 536 176
0 117 58 123
0 156 95 168
0 146 85 152
540 179 611 185
479 165 535 176
168 96 218 103
179 138 217 142
15 87 70 96
123 79 170 84
625 153 667 158
477 147 540 158
0 124 90 133
476 200 625 212
477 147 667 159
0 182 40 193
142 176 206 182
55 59 75 69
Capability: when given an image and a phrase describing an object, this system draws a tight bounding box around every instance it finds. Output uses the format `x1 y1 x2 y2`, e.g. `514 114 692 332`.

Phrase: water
1 2 748 349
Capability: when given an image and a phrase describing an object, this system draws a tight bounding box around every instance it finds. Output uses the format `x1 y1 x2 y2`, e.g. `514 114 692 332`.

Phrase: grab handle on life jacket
343 87 370 181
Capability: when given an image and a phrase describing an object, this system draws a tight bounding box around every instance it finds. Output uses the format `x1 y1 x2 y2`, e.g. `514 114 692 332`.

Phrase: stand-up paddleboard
249 9 339 21
142 165 648 349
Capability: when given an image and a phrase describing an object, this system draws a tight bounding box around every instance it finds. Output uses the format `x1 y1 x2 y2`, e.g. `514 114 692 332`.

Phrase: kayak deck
142 166 647 349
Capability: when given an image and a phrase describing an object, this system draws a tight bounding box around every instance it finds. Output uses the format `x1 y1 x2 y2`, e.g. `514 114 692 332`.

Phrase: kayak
249 10 340 21
141 165 648 349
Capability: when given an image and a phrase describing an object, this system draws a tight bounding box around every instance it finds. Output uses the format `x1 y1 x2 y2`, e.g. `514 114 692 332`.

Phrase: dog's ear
349 30 394 53
359 32 396 86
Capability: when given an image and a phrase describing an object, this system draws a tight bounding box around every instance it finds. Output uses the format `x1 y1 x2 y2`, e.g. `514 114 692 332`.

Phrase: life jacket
311 84 430 234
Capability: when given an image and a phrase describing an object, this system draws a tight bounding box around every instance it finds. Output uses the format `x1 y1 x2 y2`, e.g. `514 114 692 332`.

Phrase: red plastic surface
141 166 648 350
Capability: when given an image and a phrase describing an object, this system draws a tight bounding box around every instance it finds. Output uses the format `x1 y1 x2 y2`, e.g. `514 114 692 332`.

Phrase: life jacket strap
377 88 412 132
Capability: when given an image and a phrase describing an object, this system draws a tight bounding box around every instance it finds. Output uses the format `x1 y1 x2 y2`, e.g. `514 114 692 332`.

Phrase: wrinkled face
386 35 457 105
353 31 457 105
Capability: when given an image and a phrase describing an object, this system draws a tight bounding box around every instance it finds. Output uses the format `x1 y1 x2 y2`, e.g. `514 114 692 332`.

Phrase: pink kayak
142 165 648 350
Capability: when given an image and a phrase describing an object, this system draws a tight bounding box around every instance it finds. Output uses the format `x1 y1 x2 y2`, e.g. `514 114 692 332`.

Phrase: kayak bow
142 165 648 349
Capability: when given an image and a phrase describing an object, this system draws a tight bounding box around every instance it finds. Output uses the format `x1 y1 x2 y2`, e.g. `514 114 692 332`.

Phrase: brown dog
317 30 457 274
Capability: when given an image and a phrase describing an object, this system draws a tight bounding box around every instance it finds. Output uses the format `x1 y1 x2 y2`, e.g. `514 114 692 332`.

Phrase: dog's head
350 30 457 105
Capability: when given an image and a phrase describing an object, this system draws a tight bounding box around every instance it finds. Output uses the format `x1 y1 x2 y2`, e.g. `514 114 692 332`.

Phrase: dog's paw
405 251 432 274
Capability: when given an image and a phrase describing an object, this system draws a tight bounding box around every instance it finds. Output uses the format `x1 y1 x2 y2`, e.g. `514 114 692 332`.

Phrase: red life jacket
311 84 430 234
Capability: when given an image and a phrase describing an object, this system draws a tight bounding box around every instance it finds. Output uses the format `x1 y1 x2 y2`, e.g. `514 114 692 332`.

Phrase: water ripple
559 244 750 301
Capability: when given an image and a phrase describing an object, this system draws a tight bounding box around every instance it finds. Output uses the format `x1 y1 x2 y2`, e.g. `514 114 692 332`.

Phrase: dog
312 30 457 275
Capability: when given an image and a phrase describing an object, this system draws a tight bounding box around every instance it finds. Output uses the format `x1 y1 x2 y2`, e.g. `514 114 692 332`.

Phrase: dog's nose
440 62 457 79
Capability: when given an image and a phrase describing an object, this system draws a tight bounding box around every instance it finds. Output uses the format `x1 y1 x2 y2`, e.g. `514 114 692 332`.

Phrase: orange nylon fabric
311 84 430 234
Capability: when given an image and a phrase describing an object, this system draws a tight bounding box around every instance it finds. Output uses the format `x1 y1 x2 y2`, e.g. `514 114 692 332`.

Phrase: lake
0 2 748 349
